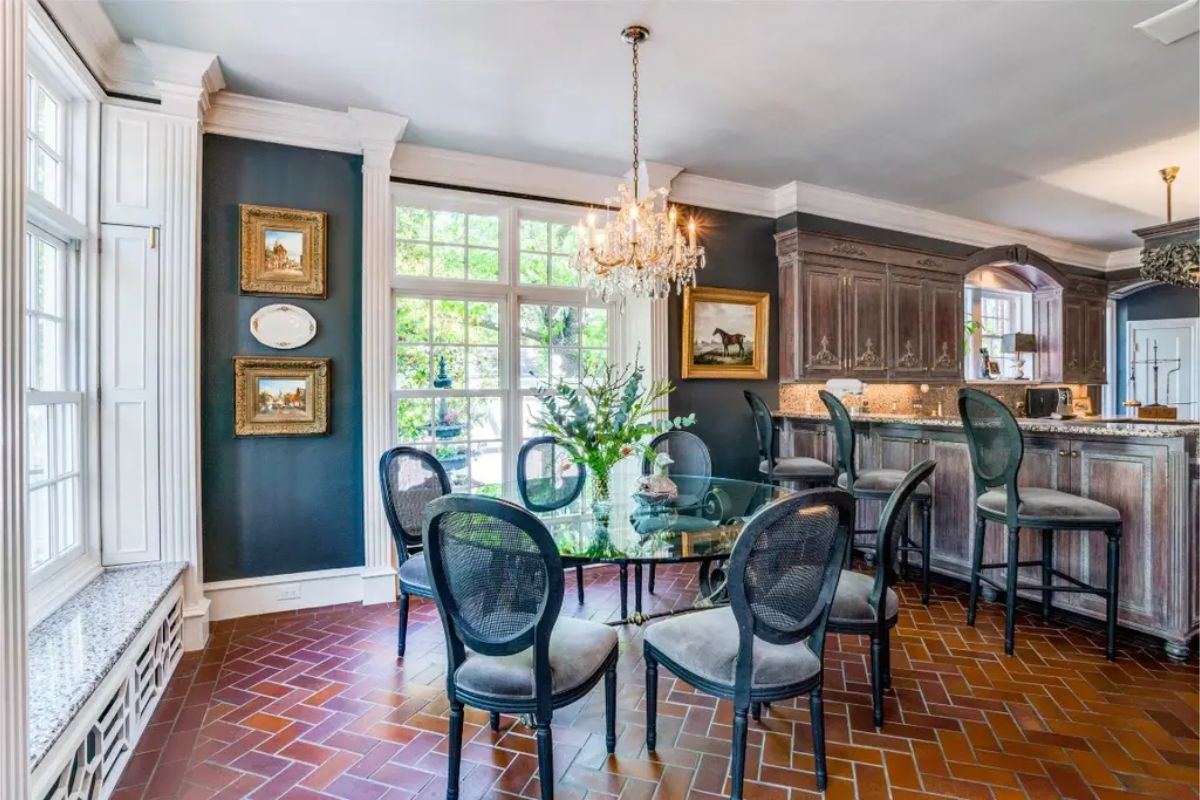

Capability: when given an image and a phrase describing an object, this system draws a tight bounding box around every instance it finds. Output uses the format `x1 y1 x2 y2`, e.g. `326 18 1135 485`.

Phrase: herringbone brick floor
114 564 1199 800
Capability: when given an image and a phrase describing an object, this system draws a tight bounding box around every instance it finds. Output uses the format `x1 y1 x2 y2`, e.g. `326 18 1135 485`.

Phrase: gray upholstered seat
398 555 430 591
837 469 931 496
830 570 898 625
454 618 618 700
642 607 821 689
761 457 835 479
977 487 1120 525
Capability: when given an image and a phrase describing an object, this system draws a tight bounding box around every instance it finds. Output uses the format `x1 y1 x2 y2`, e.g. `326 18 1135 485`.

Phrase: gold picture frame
239 204 327 297
234 357 330 436
681 286 770 380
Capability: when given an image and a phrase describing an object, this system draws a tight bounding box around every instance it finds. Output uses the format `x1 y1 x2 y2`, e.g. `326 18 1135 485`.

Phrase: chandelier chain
631 37 640 201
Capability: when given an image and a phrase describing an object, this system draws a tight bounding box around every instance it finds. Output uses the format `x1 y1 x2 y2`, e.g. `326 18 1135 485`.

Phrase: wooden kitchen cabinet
1062 278 1107 384
928 280 964 379
886 270 964 381
801 262 847 375
846 269 888 377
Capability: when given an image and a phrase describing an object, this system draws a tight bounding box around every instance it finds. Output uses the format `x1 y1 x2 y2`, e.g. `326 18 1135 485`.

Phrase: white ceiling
99 0 1200 251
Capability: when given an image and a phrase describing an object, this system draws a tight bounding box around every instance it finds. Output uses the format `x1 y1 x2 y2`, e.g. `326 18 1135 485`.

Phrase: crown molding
347 106 409 169
774 180 1118 271
42 0 153 95
205 93 361 153
134 40 223 118
671 173 778 217
1105 247 1143 271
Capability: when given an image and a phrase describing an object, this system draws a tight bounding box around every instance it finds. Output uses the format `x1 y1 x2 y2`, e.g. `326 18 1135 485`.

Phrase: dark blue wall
201 135 364 582
1115 283 1200 408
669 207 779 481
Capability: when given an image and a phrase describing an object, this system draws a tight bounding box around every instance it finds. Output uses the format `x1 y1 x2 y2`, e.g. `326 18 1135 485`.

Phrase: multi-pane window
26 71 65 208
25 226 83 572
392 188 615 491
966 288 1031 378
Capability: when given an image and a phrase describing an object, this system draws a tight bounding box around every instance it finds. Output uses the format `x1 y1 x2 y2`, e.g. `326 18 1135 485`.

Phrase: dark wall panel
1115 282 1200 408
201 135 364 582
668 207 778 481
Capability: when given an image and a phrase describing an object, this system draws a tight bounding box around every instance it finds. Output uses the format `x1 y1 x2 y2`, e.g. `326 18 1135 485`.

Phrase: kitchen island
775 411 1199 660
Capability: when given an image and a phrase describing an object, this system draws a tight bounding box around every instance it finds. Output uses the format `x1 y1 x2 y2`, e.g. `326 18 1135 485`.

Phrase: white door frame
1125 316 1200 419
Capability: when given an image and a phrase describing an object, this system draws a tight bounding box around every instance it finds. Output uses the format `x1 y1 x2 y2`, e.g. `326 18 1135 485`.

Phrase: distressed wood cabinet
777 414 1198 660
886 269 964 380
846 268 888 377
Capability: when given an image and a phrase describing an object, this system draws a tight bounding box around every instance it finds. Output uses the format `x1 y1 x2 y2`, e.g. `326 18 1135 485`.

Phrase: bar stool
958 388 1122 660
819 390 933 605
744 390 835 488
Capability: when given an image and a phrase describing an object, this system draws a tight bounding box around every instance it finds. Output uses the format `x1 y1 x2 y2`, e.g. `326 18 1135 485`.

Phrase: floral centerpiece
529 360 694 518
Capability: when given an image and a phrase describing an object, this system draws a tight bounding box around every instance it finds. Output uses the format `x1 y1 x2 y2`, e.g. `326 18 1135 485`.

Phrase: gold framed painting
234 357 330 436
240 204 327 297
681 286 769 379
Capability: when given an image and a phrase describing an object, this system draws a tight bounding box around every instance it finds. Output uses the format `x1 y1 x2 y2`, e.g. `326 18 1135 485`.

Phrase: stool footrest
976 574 1109 597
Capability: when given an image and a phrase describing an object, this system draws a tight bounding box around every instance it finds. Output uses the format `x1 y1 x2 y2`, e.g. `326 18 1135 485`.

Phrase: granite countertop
774 411 1200 440
28 562 186 767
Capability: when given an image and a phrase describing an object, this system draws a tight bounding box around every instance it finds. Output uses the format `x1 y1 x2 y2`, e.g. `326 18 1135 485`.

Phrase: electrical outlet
276 583 301 601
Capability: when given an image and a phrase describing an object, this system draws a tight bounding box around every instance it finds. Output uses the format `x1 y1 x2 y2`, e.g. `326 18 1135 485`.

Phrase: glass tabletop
471 471 791 564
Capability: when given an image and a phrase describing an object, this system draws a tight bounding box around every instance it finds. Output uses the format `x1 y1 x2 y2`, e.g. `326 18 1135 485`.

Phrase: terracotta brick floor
114 564 1199 800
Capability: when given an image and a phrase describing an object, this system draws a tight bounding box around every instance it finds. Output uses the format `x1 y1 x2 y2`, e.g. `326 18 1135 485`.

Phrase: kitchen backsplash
778 382 1098 418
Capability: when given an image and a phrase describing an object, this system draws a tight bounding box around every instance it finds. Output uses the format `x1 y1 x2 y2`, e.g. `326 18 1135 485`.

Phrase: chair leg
1106 525 1121 661
967 516 986 626
634 563 643 615
447 700 464 800
575 564 585 606
1041 529 1054 623
397 592 410 657
490 712 501 733
645 652 658 751
648 562 656 594
535 719 555 800
751 702 762 722
870 634 884 728
810 688 827 791
881 626 892 691
920 497 932 605
1004 526 1021 656
730 706 749 800
605 662 617 754
619 564 628 621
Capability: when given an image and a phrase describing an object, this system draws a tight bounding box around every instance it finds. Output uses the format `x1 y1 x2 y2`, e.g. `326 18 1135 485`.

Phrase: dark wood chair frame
517 436 591 606
744 389 834 489
424 494 617 800
958 388 1122 660
643 488 853 797
378 446 450 658
828 459 936 728
819 390 934 605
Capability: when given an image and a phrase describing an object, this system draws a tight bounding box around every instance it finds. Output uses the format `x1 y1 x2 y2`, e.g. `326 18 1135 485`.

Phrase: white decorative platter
250 304 317 350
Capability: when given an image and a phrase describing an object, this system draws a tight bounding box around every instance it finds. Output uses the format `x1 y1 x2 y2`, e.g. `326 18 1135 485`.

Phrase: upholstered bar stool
959 388 1123 660
744 390 835 488
819 390 933 604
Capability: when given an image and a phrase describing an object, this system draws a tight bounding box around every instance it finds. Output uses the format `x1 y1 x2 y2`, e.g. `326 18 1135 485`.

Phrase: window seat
29 562 186 797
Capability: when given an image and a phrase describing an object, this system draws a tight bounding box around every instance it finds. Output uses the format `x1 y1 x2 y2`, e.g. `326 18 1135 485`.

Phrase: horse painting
712 327 746 357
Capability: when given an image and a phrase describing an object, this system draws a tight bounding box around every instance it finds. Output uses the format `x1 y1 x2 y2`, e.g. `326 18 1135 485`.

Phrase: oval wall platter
250 304 317 350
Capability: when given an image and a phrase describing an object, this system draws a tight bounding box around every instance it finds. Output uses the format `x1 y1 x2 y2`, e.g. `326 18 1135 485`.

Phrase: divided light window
26 70 66 208
391 187 615 491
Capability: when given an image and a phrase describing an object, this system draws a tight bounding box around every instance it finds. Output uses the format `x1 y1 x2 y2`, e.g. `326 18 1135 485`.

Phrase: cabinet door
927 280 964 380
1084 300 1107 383
779 255 799 381
1062 297 1086 382
925 434 976 580
845 269 887 376
802 265 845 374
101 106 165 227
888 274 926 379
781 421 832 463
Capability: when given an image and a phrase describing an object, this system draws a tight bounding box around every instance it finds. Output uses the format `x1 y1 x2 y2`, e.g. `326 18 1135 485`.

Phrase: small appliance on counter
1025 387 1075 419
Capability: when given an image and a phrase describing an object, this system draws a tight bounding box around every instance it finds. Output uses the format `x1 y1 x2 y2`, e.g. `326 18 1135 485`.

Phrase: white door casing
1127 317 1199 419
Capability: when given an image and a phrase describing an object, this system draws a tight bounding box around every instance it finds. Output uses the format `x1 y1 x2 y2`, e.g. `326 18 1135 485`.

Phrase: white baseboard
361 565 398 607
203 567 369 621
182 597 210 651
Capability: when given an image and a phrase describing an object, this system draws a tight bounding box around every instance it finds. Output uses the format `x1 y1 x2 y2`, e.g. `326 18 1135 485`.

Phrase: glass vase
591 469 612 523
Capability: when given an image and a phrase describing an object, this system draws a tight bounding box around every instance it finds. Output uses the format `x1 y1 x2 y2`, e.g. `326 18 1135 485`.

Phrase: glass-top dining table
469 470 792 623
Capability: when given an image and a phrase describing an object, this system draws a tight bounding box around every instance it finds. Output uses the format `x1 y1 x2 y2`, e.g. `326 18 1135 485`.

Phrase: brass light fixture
1160 165 1180 222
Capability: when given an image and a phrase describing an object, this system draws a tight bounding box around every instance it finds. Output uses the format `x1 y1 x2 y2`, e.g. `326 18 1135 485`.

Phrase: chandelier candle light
575 25 705 302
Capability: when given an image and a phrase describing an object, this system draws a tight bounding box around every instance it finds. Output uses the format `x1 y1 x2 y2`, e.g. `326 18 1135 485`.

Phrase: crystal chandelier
575 26 705 302
1138 166 1199 289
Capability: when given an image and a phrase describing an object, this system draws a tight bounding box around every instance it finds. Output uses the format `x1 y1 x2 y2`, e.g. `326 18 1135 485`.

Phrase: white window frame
390 184 622 489
25 6 103 624
966 286 1034 381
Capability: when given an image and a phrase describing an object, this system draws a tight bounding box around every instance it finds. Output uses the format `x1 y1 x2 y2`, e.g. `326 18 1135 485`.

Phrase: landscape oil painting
234 357 330 436
681 286 769 379
239 204 327 297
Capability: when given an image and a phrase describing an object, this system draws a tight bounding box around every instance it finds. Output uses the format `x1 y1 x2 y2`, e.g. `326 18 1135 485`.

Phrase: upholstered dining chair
745 390 835 488
642 488 853 797
640 430 718 595
378 446 451 658
959 388 1123 660
423 494 618 800
517 436 589 605
827 459 936 728
819 390 934 605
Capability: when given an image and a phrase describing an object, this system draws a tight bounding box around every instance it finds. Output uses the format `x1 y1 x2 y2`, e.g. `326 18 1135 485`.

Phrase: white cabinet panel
101 106 164 226
101 225 160 564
